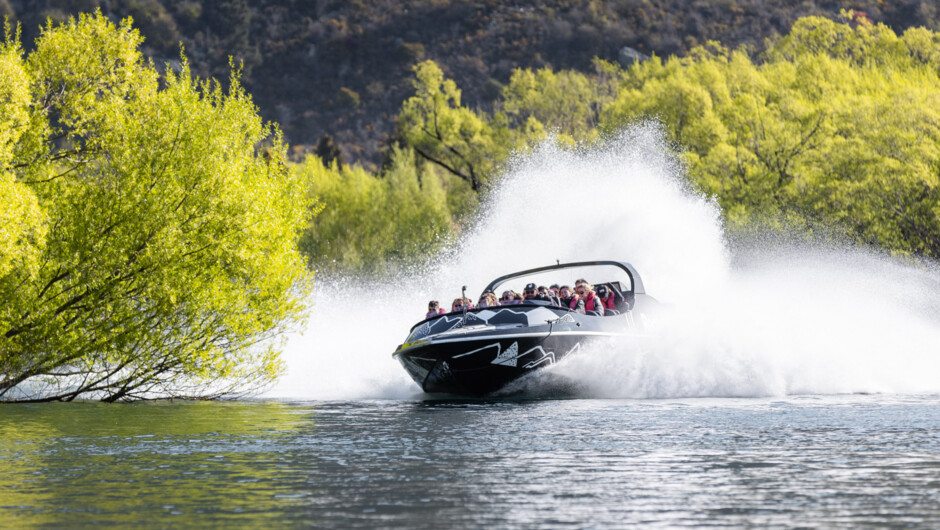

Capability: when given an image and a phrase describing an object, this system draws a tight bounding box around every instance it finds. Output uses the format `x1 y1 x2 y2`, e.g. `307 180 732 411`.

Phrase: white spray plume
268 124 940 400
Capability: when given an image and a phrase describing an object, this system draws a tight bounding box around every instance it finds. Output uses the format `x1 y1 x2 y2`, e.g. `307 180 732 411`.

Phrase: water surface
3 395 940 528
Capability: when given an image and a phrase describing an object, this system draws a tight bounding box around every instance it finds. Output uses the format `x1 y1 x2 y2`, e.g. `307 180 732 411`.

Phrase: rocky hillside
3 0 937 166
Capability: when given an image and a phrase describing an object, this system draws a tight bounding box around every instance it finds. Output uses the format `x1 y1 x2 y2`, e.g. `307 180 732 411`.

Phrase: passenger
477 292 499 308
500 290 515 305
451 297 472 312
558 285 585 313
576 282 605 316
513 291 524 303
596 283 622 311
539 285 561 306
523 283 538 300
426 300 445 319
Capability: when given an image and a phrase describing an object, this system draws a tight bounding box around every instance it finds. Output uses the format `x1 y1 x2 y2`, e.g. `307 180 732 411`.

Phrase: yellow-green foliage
602 14 940 256
0 13 313 401
0 28 45 278
398 60 510 192
501 59 619 144
297 146 454 273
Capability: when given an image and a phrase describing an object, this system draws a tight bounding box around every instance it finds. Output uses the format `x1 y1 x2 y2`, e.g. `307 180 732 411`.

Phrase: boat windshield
482 262 638 298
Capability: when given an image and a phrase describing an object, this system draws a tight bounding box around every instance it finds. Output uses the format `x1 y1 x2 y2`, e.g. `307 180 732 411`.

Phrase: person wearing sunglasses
426 300 445 319
575 282 605 316
477 292 499 308
451 297 474 312
500 290 520 305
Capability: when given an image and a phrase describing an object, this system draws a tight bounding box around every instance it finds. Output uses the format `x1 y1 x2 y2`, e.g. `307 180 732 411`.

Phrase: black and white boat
393 260 659 396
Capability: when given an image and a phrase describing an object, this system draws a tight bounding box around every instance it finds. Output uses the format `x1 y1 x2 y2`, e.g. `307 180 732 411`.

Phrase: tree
601 15 940 257
0 26 45 280
501 60 618 143
398 60 507 192
0 13 313 402
296 146 453 273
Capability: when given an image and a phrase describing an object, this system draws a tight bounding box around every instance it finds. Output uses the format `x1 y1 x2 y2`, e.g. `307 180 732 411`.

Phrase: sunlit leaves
601 15 940 256
0 12 312 401
398 60 506 191
297 146 453 274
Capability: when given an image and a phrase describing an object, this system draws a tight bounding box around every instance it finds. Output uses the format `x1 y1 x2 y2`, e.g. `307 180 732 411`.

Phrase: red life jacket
602 295 616 310
584 292 604 314
567 295 580 310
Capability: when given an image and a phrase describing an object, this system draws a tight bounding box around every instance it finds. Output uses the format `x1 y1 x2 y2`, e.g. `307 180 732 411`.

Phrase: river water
7 128 940 527
3 394 940 528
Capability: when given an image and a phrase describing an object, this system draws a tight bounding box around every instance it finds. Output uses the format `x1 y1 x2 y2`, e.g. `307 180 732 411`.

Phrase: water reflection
2 396 940 528
0 401 310 527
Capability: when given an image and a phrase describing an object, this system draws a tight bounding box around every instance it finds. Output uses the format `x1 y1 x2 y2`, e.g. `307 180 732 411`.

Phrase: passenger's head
576 282 594 296
451 298 465 312
559 285 572 298
428 300 439 312
575 278 587 288
523 283 537 298
513 291 524 301
596 284 609 298
479 292 498 307
549 284 560 294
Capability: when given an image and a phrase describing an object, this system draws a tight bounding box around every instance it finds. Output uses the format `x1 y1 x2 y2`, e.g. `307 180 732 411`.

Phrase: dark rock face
6 1 937 166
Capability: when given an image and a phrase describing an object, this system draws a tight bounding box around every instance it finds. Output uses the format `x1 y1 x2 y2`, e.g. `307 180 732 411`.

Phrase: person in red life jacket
596 284 619 312
426 300 446 319
558 285 585 313
576 282 605 316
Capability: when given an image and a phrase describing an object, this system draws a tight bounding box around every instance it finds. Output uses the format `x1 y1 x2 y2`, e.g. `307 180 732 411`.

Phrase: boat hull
395 333 589 395
393 303 635 395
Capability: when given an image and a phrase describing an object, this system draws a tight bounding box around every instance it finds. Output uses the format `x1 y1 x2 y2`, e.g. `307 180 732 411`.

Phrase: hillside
3 0 937 167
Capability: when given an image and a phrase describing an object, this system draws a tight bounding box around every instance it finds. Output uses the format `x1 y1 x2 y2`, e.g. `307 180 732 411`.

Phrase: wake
269 124 940 400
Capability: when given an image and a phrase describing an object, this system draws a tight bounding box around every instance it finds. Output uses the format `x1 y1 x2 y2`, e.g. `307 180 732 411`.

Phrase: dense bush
0 13 312 401
398 15 940 258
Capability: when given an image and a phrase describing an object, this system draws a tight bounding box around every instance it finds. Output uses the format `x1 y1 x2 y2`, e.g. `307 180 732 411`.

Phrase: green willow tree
0 28 45 280
398 60 510 192
0 13 313 401
602 13 940 256
500 59 621 144
297 146 454 273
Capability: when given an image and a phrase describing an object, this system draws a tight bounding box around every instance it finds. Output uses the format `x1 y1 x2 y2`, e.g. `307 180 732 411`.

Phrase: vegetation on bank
0 13 313 401
2 10 939 400
378 13 940 259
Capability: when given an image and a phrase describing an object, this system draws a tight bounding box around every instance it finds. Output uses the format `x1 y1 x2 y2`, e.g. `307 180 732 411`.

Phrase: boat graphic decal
408 308 544 342
452 342 500 359
522 350 555 369
491 342 520 367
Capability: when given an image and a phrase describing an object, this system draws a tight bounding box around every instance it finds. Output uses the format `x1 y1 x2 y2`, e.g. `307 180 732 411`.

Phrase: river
3 394 940 527
6 127 940 527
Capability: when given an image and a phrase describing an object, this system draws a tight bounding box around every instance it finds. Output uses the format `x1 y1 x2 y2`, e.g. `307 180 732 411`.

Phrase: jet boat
392 260 659 395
